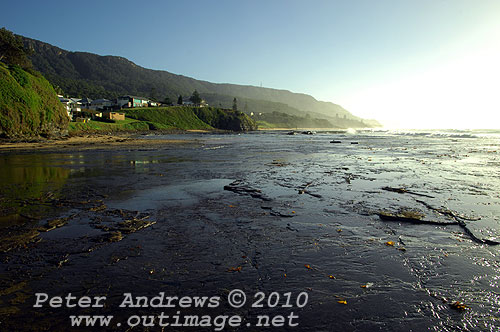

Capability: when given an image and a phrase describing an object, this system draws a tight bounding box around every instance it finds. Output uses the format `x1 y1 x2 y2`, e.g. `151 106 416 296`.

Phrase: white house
58 96 82 120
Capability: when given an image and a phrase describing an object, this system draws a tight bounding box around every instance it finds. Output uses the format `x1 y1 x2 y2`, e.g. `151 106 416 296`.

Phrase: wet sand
0 130 499 331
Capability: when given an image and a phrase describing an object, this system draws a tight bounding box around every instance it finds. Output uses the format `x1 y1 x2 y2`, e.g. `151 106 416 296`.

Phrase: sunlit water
0 129 499 331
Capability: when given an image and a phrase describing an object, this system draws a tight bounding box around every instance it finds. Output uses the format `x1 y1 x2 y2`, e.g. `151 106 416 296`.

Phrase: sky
2 0 500 129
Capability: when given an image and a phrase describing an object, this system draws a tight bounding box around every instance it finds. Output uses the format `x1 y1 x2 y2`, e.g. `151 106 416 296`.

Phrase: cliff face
193 108 257 131
0 63 69 138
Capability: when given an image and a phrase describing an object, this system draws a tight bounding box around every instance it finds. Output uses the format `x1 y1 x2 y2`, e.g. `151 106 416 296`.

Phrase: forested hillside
22 36 380 128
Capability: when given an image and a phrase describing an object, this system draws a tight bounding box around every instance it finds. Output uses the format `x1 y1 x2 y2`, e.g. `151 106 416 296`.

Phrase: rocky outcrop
193 107 257 131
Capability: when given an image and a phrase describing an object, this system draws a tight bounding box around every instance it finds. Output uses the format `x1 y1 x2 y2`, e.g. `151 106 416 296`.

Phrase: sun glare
343 44 500 129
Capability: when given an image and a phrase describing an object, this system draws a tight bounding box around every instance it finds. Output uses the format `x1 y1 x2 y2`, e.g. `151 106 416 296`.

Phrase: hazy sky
2 0 500 128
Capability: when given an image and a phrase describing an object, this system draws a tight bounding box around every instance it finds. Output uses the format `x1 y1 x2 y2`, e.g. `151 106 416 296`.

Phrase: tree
163 97 172 105
0 27 32 69
177 95 183 105
189 89 202 105
232 97 238 111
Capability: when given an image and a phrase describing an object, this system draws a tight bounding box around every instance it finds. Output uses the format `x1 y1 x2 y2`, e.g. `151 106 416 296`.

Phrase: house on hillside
117 96 153 108
89 99 113 110
79 97 92 109
58 96 82 120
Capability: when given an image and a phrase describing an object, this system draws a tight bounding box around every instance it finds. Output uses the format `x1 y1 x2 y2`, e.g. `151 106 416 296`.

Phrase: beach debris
337 300 347 305
361 282 374 288
115 215 156 234
350 142 359 144
89 203 107 212
381 186 435 198
330 140 342 143
449 301 469 311
385 241 395 246
301 131 315 135
270 210 296 218
107 231 123 242
0 228 41 253
227 266 242 272
305 264 312 270
269 159 289 167
57 256 69 268
39 213 78 232
328 275 335 279
297 181 322 198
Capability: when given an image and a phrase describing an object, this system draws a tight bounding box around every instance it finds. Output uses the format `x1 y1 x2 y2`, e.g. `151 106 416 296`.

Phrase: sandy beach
0 133 198 153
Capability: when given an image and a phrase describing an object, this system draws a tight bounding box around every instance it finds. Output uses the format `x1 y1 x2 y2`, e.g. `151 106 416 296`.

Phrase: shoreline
0 132 197 154
0 127 358 153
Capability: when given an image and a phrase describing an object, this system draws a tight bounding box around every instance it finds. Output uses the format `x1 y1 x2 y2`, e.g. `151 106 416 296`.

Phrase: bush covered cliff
0 63 69 138
0 28 68 138
125 106 257 132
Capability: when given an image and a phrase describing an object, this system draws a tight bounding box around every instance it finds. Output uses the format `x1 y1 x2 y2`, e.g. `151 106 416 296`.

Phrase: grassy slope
67 106 259 134
0 63 69 137
68 118 150 133
124 107 214 130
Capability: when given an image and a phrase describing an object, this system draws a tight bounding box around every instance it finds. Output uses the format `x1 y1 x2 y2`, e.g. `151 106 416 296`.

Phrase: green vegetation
232 97 238 111
68 118 150 133
189 90 201 104
0 28 68 138
0 62 69 138
192 107 256 131
125 107 213 130
124 106 257 132
0 28 32 69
